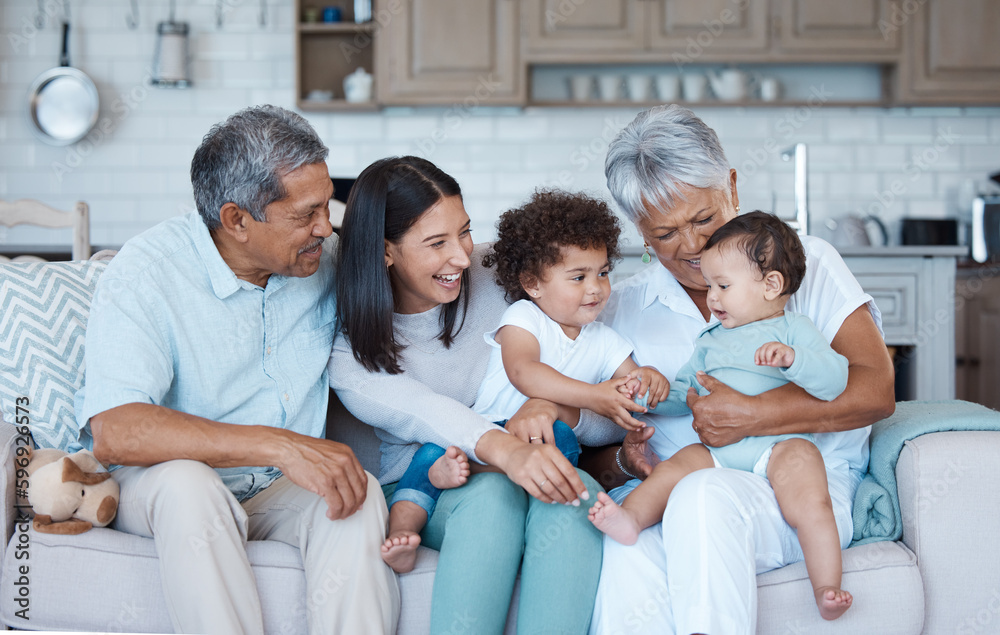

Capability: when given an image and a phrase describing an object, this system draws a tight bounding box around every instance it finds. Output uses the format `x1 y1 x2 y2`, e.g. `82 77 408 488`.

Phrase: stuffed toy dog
25 447 119 535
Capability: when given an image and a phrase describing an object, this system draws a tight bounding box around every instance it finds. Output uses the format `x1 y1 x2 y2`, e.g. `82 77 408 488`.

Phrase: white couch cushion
756 539 923 634
0 261 107 452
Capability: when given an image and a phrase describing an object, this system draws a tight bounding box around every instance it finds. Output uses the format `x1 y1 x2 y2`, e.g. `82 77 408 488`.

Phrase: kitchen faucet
780 143 809 235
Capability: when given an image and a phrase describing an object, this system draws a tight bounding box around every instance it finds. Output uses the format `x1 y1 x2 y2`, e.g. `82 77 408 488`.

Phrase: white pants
590 467 856 635
114 460 400 635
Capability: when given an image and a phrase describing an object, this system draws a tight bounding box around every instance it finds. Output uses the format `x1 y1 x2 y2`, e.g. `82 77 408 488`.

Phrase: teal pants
384 469 603 634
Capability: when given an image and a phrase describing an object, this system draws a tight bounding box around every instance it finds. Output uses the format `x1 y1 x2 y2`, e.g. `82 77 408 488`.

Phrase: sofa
1 257 998 634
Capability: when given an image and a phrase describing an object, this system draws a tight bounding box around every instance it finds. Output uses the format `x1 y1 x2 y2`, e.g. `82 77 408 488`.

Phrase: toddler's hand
589 377 646 432
755 342 795 368
626 366 670 408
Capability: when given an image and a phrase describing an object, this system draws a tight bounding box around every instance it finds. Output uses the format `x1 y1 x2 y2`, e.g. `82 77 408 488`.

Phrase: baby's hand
618 377 642 398
626 366 670 408
755 342 795 368
589 378 646 432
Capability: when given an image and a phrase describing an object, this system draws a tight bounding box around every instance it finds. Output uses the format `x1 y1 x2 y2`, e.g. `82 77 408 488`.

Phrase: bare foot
381 530 421 574
428 446 470 490
815 586 853 620
588 491 641 545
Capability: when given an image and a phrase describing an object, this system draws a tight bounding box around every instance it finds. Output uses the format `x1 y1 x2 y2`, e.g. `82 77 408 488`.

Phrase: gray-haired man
76 106 399 634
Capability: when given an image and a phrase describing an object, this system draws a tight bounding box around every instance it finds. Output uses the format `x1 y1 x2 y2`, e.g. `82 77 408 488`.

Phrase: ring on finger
529 436 542 442
539 479 548 488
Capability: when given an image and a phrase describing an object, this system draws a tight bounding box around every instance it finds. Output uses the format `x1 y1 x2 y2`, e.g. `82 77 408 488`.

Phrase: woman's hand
625 366 671 408
586 377 647 432
621 426 657 479
504 398 558 445
685 371 756 447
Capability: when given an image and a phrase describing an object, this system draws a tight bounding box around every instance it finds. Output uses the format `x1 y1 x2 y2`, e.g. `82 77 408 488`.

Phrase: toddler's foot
588 491 641 545
381 530 421 574
428 446 470 490
815 586 853 620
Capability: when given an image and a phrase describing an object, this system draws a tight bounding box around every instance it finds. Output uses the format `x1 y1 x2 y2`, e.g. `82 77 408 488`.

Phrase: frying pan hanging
27 20 99 146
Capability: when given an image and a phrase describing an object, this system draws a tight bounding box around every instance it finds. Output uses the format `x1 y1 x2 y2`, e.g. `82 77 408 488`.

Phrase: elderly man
75 106 399 634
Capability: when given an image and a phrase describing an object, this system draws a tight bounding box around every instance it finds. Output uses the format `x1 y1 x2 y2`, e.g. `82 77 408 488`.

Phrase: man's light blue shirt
75 210 337 501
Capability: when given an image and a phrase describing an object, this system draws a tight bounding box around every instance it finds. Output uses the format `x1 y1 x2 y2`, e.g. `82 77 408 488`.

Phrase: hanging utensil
126 0 139 29
259 0 268 28
27 19 100 146
152 0 192 88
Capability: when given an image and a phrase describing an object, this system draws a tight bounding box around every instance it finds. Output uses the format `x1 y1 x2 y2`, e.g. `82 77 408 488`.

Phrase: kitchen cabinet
895 0 1000 104
375 0 524 105
955 267 1000 410
295 1 379 112
773 0 900 57
524 0 769 62
523 0 898 64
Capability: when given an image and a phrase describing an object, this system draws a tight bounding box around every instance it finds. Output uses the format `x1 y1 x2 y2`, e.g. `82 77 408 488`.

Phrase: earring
641 244 652 264
735 205 741 214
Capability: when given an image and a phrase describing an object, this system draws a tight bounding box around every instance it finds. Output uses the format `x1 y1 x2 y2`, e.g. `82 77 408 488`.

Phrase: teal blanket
851 400 1000 546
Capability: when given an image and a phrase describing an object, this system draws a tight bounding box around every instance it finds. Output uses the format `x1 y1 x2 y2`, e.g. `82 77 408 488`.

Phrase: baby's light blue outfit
650 312 849 475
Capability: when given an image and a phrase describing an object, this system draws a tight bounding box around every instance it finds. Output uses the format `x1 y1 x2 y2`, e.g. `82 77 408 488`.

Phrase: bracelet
616 446 639 480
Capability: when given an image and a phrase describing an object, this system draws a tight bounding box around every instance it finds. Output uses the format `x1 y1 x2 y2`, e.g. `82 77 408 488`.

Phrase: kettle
825 215 888 247
706 68 748 101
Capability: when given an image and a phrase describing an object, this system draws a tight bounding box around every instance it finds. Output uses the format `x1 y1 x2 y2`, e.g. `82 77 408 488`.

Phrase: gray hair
605 104 731 223
191 105 329 230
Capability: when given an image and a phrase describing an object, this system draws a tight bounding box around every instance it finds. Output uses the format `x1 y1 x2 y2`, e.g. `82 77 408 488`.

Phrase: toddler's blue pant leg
553 419 581 466
390 442 446 517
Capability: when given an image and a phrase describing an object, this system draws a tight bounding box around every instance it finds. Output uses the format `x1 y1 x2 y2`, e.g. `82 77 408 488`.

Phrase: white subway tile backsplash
882 116 935 142
856 145 909 170
495 115 549 141
826 117 878 141
963 146 1000 171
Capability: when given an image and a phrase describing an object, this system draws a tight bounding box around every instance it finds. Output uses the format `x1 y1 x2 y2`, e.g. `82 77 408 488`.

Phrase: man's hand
755 341 795 368
686 372 756 448
277 435 368 520
621 426 657 479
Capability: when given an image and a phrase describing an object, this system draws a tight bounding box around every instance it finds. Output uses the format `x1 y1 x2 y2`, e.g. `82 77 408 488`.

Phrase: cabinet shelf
526 99 890 109
297 99 379 112
298 22 374 34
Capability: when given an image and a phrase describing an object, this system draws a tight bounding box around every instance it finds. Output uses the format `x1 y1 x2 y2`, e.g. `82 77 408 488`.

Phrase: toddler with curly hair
381 190 669 574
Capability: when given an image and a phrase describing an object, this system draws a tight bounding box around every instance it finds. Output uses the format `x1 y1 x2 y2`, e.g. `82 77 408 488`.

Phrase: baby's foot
588 491 641 545
428 446 470 490
381 530 421 574
815 586 853 620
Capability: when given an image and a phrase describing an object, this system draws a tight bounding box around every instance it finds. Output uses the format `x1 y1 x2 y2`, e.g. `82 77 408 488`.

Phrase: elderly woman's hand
685 371 757 447
620 426 657 479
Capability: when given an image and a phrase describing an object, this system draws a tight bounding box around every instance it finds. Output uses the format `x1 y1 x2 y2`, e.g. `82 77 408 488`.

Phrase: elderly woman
588 105 895 634
329 156 614 633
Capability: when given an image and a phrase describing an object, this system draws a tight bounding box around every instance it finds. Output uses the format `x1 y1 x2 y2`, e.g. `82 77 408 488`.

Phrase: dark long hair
336 156 468 374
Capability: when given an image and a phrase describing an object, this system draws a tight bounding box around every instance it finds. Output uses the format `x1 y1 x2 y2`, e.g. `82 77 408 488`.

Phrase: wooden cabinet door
645 0 770 56
376 0 523 105
897 0 1000 103
775 0 900 57
523 0 645 57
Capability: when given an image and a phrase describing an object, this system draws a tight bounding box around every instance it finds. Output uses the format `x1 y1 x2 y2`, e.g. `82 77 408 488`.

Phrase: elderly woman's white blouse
601 235 882 480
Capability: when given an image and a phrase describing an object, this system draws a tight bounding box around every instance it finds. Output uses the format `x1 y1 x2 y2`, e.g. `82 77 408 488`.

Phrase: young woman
329 157 617 633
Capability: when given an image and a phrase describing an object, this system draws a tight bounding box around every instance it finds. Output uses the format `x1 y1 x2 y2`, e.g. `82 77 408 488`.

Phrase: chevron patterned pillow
0 260 108 452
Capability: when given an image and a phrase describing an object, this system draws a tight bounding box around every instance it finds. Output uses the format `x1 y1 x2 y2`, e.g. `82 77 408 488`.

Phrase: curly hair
483 190 622 302
704 210 806 296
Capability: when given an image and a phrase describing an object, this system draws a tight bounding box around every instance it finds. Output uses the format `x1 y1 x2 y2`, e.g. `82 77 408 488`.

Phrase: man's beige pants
113 460 399 634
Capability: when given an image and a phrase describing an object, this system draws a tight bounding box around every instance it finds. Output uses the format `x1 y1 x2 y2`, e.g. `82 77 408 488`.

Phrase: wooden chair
0 199 91 262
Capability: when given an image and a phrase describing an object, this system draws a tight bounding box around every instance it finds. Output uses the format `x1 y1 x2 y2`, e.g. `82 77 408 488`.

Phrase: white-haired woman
588 105 895 634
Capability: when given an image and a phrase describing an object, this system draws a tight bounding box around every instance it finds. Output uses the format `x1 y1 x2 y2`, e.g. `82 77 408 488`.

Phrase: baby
588 211 854 621
381 190 669 573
